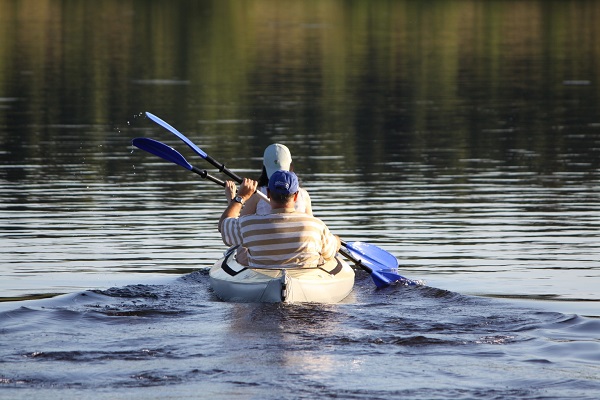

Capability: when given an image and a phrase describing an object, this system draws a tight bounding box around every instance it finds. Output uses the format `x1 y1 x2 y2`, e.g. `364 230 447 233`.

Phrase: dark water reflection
1 1 600 397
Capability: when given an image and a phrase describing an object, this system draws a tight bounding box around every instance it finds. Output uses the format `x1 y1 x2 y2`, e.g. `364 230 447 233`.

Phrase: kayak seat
221 246 248 277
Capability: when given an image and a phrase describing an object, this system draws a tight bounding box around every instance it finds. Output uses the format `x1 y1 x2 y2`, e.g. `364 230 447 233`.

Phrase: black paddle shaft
191 166 226 187
204 154 243 184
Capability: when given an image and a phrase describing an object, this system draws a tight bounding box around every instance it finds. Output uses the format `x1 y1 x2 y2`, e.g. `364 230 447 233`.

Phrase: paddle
140 114 420 287
337 248 396 288
340 241 417 286
145 111 243 182
132 137 272 204
132 138 227 187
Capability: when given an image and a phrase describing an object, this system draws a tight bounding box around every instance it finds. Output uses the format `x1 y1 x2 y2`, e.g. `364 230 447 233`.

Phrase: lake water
1 1 599 398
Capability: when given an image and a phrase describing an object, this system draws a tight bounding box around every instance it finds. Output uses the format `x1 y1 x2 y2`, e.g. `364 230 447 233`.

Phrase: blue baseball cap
268 170 299 195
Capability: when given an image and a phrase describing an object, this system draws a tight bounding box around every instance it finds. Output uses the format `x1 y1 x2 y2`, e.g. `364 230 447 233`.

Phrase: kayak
209 246 355 303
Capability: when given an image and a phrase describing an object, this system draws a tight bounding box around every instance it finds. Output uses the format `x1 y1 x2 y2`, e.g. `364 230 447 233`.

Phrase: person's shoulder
292 212 325 225
296 187 311 205
300 187 311 196
239 213 269 224
221 216 239 232
239 214 258 221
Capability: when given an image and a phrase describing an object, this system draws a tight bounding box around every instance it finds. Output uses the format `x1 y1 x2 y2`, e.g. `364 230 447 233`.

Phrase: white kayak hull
209 247 355 303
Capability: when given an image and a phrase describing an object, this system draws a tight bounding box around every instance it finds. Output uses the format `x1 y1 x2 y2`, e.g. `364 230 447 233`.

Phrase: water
1 1 599 398
2 282 599 399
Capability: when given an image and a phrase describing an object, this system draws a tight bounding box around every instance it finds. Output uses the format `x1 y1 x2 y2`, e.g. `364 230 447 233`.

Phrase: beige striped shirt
221 209 338 269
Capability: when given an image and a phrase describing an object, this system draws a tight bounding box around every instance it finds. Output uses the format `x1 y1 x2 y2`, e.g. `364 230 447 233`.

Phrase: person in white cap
224 143 312 216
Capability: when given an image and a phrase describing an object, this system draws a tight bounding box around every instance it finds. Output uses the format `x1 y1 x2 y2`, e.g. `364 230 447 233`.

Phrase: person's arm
218 178 258 232
239 191 260 216
320 226 341 261
301 188 313 216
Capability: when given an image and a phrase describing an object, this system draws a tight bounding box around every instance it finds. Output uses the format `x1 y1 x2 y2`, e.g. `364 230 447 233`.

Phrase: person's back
219 171 338 269
223 211 337 269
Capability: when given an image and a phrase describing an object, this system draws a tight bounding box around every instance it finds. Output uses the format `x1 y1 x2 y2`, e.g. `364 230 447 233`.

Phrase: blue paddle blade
370 270 394 288
145 112 208 159
132 137 193 171
344 241 399 270
344 241 419 286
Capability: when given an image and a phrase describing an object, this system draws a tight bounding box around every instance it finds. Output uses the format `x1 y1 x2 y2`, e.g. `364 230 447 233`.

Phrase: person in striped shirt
219 170 340 269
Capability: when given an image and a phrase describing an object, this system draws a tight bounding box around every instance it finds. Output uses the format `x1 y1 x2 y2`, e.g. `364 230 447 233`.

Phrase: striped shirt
221 209 338 269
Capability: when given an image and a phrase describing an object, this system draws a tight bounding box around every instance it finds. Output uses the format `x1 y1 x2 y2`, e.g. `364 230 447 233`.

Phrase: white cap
263 143 292 178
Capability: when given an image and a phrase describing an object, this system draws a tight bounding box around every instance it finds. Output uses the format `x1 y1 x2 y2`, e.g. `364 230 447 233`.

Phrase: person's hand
225 181 237 204
237 178 258 201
